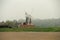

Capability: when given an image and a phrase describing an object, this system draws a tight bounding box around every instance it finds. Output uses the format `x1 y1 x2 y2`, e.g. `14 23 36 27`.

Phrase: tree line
0 18 60 28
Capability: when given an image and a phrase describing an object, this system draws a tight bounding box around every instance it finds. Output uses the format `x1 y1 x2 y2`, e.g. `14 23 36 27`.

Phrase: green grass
0 27 60 32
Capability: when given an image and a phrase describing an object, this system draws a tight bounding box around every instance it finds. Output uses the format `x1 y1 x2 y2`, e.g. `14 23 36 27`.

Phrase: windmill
19 10 34 28
25 12 32 25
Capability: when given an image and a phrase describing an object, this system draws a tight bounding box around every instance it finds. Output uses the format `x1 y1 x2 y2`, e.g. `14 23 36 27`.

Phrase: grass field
0 27 60 32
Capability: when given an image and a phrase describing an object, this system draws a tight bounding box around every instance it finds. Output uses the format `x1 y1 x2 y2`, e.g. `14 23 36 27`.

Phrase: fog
0 0 60 21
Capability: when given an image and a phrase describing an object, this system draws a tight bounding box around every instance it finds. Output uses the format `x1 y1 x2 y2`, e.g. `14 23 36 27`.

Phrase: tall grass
0 27 60 32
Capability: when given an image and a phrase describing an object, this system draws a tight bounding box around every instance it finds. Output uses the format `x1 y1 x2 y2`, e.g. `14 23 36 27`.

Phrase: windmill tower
19 11 34 28
25 12 32 25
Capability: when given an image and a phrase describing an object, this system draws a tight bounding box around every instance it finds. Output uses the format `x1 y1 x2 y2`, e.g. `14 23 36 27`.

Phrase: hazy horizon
0 0 60 21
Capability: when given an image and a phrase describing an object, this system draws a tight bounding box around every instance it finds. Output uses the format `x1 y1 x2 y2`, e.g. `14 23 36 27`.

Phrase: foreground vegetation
0 27 60 32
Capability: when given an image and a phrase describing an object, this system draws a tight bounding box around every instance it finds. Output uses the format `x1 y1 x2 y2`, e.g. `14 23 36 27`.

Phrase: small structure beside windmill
18 12 34 28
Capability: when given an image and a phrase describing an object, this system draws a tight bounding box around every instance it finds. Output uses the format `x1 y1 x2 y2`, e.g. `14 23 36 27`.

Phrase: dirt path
0 32 60 40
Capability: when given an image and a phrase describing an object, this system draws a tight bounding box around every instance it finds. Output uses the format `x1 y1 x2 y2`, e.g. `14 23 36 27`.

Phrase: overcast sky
0 0 60 21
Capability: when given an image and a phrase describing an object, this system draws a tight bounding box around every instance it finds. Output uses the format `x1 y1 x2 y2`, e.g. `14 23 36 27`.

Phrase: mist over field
0 0 60 32
0 0 60 22
0 1 60 40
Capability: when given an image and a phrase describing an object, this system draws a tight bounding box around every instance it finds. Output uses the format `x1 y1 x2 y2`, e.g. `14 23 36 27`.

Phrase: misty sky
0 0 60 21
